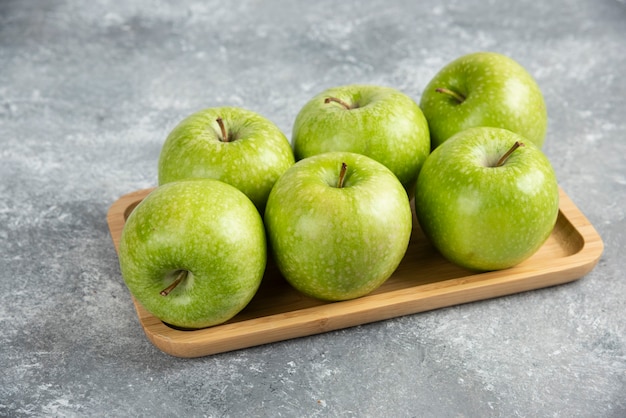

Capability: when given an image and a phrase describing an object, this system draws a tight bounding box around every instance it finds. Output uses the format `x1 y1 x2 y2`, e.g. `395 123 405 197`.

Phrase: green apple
420 52 548 149
118 179 267 329
158 106 295 213
264 151 412 301
291 84 430 192
414 127 559 271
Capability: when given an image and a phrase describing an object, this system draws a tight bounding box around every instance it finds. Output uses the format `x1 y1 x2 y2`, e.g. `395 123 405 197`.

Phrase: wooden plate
107 187 603 358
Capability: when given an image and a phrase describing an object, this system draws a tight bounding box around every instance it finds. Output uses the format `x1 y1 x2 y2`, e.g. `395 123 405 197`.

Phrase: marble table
1 0 624 416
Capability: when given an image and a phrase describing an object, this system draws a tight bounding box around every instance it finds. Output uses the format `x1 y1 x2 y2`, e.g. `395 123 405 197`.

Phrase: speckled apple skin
158 107 295 213
415 127 559 271
265 152 412 301
118 179 267 329
420 52 548 149
292 85 430 192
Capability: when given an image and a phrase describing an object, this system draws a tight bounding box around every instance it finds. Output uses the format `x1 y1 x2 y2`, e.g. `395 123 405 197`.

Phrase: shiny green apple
264 151 412 301
118 179 266 329
414 127 559 271
420 52 547 149
291 84 430 192
158 106 295 213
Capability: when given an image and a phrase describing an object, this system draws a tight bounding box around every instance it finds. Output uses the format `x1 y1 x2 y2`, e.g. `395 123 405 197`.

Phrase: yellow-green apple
264 151 412 301
420 52 547 149
414 127 559 271
158 106 294 213
291 84 430 192
118 179 266 329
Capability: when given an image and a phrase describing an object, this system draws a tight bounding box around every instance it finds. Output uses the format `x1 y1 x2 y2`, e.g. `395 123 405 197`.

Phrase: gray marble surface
1 0 625 416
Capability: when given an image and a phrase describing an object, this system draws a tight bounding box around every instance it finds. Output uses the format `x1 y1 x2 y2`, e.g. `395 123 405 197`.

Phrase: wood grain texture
106 187 603 358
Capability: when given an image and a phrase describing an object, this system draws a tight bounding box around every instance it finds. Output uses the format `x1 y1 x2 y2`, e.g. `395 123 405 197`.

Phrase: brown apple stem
496 141 525 167
337 162 348 188
435 87 466 104
324 97 352 110
216 117 229 142
160 270 188 296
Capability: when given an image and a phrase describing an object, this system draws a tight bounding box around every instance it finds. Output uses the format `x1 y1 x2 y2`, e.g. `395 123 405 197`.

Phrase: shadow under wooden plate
107 187 603 358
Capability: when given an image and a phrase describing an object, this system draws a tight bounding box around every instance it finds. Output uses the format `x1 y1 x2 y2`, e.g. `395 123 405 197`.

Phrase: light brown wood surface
107 187 604 358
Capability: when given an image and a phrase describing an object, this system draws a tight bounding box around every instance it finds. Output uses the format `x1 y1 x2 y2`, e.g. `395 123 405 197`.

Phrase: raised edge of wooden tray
106 187 604 358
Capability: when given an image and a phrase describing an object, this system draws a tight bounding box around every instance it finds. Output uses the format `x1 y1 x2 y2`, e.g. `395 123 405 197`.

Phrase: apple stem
496 141 525 167
324 97 353 110
337 162 348 188
160 270 188 296
216 117 229 142
435 87 466 104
